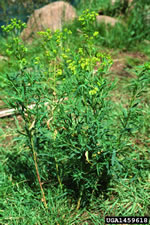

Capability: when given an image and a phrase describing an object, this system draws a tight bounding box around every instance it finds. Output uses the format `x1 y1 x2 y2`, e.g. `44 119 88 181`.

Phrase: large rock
96 15 118 26
21 1 77 40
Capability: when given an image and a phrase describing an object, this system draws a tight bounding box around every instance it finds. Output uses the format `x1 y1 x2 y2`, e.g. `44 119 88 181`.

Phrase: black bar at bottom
105 217 149 224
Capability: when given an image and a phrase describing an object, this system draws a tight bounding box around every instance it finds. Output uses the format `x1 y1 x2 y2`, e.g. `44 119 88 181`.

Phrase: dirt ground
110 51 148 76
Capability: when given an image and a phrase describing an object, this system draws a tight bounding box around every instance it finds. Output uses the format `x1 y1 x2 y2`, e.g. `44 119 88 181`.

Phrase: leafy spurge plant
2 10 149 210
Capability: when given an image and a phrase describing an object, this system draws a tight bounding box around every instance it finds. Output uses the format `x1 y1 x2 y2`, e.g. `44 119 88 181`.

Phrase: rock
0 55 8 61
96 15 118 26
21 1 77 40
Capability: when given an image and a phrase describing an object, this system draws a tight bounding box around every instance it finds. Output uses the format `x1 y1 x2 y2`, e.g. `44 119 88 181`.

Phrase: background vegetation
0 0 150 224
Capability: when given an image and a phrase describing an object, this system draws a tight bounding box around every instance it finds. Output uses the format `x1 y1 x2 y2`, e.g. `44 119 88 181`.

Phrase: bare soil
110 51 148 77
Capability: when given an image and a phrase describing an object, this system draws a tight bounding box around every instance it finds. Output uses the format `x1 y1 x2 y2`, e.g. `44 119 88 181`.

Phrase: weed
0 7 150 224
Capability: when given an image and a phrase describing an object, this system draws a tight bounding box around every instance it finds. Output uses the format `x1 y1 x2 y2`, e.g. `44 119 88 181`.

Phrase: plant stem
31 135 47 209
55 157 63 189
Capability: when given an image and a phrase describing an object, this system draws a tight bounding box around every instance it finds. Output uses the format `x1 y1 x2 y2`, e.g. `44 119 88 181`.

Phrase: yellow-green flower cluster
93 31 99 37
97 52 113 65
38 29 52 41
106 55 113 65
95 53 113 71
53 49 57 54
55 30 63 44
45 50 51 59
19 58 27 69
63 28 72 35
78 48 84 55
34 57 40 65
65 48 70 53
5 37 27 57
13 37 20 44
79 56 99 71
91 56 99 64
38 29 65 60
62 53 68 59
38 29 65 46
57 69 63 76
6 49 12 56
79 57 90 70
61 48 70 60
78 9 98 25
1 18 26 33
67 60 76 74
89 87 98 95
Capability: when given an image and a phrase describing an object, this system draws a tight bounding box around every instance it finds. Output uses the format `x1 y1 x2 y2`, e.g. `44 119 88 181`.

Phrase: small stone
96 15 118 26
0 55 8 61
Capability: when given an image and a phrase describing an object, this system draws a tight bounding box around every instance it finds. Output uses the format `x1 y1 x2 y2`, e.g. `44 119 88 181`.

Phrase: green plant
118 62 150 147
2 18 48 209
0 15 113 208
76 0 110 13
126 0 150 46
90 0 150 49
37 27 72 93
1 11 150 215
